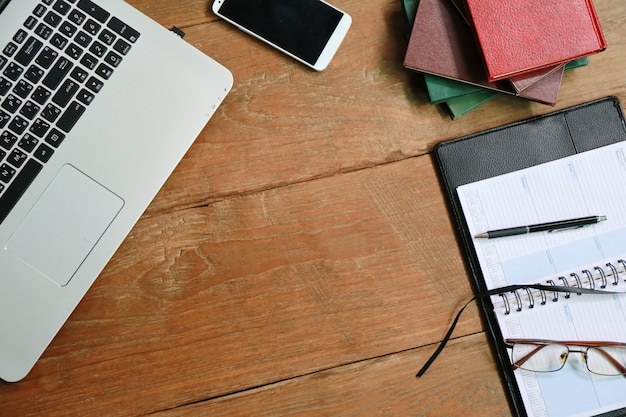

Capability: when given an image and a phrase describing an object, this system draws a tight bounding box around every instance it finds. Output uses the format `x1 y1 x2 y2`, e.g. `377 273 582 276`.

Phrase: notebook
403 0 563 105
0 0 233 382
465 0 606 81
434 96 626 417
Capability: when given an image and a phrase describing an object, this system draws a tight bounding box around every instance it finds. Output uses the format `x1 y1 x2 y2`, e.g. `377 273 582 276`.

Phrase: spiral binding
496 258 626 315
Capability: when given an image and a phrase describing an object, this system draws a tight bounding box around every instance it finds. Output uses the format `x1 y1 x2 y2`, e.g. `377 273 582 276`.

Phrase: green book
445 90 499 119
424 74 484 104
427 58 589 104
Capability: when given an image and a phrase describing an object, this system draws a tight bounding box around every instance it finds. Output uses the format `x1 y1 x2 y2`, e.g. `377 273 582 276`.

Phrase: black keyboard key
1 94 22 113
104 51 122 68
3 62 23 81
41 103 61 122
31 86 52 105
0 56 7 71
18 134 39 152
0 159 42 224
0 77 11 95
70 66 88 83
7 149 27 168
53 0 71 16
34 23 54 40
80 53 97 70
99 29 116 46
19 101 40 120
33 4 47 18
83 19 101 36
13 29 28 44
59 21 78 38
52 79 79 107
0 163 16 183
36 47 58 69
50 33 69 50
68 9 86 26
42 56 73 89
45 128 65 148
95 63 112 80
24 65 45 83
75 31 92 48
65 43 83 60
44 11 63 28
85 76 103 93
77 0 110 23
112 39 131 55
89 41 106 58
13 80 34 99
3 42 18 57
0 150 5 162
30 118 51 138
0 110 9 128
8 115 29 135
34 143 54 163
24 16 38 30
77 88 94 105
1 131 18 150
15 37 44 67
57 101 85 132
108 17 140 43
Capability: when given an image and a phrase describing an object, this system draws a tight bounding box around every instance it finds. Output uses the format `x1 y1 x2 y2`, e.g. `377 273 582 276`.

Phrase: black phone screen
218 0 343 65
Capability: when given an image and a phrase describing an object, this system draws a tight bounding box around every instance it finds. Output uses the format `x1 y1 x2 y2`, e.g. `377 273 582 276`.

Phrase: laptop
0 0 233 382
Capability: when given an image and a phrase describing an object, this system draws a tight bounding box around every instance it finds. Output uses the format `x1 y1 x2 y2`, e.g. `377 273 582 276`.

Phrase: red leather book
450 0 565 94
403 0 563 105
465 0 606 81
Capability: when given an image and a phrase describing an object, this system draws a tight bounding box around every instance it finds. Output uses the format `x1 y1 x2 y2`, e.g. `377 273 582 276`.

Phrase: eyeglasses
506 338 626 376
415 283 622 378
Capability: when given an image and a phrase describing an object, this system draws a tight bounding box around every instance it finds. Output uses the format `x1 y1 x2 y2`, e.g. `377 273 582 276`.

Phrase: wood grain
1 0 625 416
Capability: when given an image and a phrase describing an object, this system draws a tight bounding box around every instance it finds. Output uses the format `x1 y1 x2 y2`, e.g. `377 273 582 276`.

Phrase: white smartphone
212 0 351 71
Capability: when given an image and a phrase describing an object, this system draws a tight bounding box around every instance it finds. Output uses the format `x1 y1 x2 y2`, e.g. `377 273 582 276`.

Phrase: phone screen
217 0 344 66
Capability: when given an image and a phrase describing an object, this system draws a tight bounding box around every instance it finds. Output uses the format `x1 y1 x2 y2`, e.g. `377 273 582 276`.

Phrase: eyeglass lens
511 343 626 376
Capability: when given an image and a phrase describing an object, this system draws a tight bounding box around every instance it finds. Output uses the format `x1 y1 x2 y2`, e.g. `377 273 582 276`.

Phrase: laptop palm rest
5 165 124 287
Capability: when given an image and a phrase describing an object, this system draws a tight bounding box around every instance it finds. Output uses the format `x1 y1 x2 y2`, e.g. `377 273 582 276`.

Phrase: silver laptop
0 0 233 381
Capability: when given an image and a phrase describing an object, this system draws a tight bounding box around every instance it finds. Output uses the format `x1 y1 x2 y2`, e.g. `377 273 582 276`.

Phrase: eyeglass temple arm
591 347 626 376
505 343 547 370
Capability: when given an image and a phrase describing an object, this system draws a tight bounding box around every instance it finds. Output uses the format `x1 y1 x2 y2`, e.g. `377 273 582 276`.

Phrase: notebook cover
445 89 499 119
465 0 607 81
425 74 484 104
449 0 565 94
433 96 626 417
403 0 562 105
426 58 589 104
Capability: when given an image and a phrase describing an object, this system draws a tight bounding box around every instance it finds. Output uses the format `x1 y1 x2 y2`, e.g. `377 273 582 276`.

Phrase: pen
474 215 607 239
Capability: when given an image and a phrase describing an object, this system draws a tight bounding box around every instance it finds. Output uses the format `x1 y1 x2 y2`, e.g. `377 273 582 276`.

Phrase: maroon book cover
403 0 562 105
465 0 606 81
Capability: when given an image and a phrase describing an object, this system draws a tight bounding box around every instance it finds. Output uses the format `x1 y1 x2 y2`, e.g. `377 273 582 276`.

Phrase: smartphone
212 0 351 71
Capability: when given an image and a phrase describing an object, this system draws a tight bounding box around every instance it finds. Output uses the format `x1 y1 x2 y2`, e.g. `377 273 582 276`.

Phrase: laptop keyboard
0 0 140 224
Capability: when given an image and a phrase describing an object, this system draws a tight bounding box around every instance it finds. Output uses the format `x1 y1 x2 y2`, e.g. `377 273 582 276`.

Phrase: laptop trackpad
5 165 124 287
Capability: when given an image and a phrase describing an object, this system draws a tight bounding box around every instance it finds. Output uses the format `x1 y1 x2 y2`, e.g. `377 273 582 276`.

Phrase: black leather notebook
434 96 626 417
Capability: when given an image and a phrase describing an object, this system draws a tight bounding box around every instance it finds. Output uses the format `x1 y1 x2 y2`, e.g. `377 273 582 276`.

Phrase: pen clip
547 225 585 233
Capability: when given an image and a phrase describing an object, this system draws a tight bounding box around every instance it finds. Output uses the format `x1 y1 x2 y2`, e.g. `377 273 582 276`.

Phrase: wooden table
2 0 625 415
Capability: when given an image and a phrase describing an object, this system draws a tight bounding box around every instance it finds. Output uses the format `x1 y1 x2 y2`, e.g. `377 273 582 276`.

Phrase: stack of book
402 0 606 119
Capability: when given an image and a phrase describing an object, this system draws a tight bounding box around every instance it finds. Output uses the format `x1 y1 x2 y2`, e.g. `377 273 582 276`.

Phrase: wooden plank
140 0 626 214
0 156 482 416
150 333 512 417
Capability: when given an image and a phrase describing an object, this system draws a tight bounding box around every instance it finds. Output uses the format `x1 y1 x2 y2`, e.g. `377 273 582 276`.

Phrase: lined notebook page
457 142 626 417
